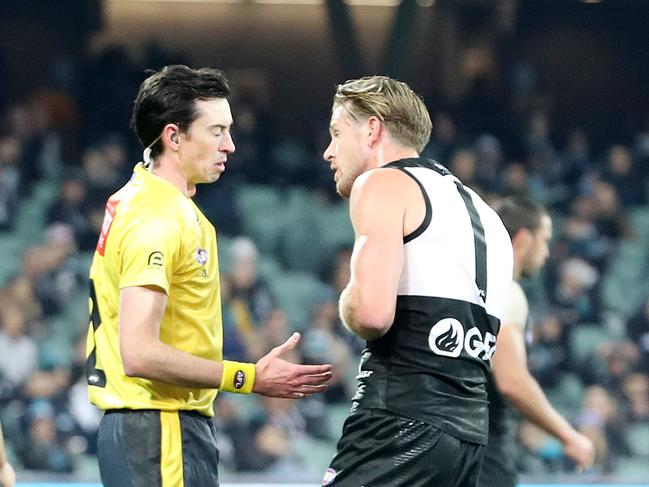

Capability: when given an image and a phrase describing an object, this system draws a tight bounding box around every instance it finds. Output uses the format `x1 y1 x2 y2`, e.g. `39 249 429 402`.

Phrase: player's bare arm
339 168 417 340
120 286 332 397
0 423 15 487
491 283 594 471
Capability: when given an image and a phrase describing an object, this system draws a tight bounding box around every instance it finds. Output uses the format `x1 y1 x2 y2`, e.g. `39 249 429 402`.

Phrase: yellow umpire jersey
86 163 222 416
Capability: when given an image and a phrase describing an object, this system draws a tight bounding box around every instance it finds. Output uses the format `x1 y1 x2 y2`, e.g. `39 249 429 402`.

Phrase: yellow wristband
220 360 256 394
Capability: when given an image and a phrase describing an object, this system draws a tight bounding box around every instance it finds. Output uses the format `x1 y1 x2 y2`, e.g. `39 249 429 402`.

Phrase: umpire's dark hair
130 65 231 159
493 196 547 239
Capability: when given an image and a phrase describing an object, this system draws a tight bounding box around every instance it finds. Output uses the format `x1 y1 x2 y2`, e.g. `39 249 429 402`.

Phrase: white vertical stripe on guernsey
396 167 513 321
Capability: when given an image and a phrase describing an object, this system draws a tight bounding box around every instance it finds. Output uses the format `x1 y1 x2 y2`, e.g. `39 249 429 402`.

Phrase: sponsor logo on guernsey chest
428 318 496 360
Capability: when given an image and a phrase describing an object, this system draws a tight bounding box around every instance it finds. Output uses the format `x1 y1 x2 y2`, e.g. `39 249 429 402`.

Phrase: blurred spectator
521 152 557 206
528 313 568 389
560 128 591 191
302 297 352 404
0 304 38 395
306 128 341 203
423 111 459 163
261 309 291 351
473 134 504 192
194 176 242 236
575 385 628 473
329 246 352 297
561 196 609 267
0 135 21 230
228 305 295 366
597 341 641 397
84 202 106 252
626 295 649 372
79 45 139 144
261 396 306 441
214 396 288 472
226 100 268 183
220 274 252 362
6 104 43 192
0 275 42 324
229 237 275 326
621 373 649 423
323 246 364 353
23 223 80 316
500 162 528 197
14 399 74 473
10 99 65 190
22 367 71 404
550 257 601 326
602 145 645 207
66 336 101 455
271 139 310 187
100 134 129 184
448 149 478 190
523 111 563 189
591 180 632 243
457 64 508 138
46 170 96 252
81 146 121 207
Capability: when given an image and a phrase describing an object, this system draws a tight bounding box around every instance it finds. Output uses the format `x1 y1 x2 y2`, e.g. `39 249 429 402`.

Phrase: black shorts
323 408 484 487
98 409 220 487
477 439 517 487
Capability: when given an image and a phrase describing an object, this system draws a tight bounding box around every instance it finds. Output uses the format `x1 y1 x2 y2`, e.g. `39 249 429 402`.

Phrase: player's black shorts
323 408 484 487
477 438 517 487
98 409 220 487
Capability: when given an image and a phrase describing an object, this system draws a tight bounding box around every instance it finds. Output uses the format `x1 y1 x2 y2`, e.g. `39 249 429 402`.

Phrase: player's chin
205 171 222 183
336 181 352 199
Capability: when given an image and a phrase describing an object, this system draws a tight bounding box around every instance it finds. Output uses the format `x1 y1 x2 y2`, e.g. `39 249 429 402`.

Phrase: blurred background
1 0 649 484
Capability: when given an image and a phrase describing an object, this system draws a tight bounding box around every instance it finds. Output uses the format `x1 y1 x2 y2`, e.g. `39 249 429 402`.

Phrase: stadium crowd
0 43 648 481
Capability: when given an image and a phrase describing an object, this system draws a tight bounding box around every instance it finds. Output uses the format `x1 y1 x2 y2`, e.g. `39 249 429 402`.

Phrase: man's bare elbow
353 310 393 340
122 353 143 378
120 343 149 378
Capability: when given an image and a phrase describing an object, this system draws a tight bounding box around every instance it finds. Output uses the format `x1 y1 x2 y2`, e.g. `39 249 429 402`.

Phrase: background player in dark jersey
320 76 513 487
479 196 594 487
0 422 15 487
86 65 332 487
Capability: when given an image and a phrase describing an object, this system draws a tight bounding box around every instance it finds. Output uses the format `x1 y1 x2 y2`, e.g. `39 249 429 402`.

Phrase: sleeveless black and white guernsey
350 158 513 445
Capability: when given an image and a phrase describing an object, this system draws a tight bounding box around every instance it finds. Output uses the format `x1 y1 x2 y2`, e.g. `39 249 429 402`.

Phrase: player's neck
375 143 419 168
150 158 195 197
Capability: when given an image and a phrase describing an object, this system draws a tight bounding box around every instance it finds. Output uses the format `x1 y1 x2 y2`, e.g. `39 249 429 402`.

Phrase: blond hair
334 75 432 153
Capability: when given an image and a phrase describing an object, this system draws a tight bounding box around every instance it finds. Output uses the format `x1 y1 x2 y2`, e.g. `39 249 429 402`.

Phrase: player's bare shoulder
349 167 421 224
349 167 414 201
502 280 529 329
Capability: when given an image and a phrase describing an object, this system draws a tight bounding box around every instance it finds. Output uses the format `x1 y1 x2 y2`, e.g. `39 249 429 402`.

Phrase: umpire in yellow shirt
86 65 332 487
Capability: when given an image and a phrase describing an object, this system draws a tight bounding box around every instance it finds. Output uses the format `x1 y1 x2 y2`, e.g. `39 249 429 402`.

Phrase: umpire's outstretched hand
254 332 333 399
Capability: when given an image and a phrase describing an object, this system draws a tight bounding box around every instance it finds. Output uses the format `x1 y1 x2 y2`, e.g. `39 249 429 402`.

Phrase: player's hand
254 332 333 399
0 461 16 487
563 429 595 473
